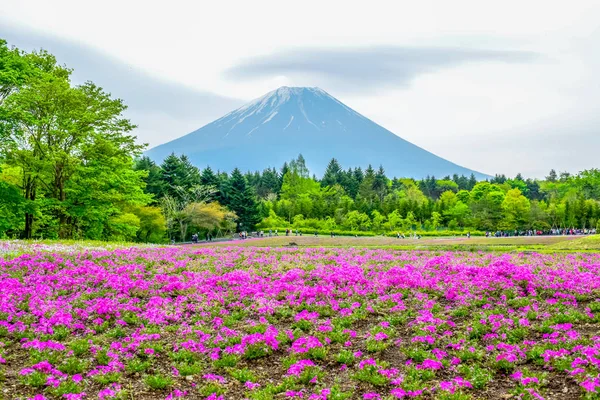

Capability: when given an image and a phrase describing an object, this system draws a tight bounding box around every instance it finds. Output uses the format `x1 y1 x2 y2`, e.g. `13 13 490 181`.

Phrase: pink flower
287 360 315 376
245 381 260 390
363 393 381 399
359 358 377 369
419 359 443 370
203 374 226 383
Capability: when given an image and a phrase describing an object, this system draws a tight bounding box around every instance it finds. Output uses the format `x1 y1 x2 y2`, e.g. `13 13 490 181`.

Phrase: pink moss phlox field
0 247 599 399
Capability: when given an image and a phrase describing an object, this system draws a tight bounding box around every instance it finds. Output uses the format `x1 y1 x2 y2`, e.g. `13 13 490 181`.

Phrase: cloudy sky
1 0 598 178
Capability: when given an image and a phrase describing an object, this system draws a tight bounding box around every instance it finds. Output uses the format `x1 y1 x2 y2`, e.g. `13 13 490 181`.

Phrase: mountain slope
146 87 489 179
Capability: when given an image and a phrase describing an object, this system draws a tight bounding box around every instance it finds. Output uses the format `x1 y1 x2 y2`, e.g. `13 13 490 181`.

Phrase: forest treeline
133 153 600 240
1 40 599 242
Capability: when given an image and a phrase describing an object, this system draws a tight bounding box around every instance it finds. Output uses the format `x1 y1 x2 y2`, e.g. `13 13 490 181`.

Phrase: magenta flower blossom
245 381 260 390
290 336 322 354
287 359 315 376
418 359 443 370
203 374 226 383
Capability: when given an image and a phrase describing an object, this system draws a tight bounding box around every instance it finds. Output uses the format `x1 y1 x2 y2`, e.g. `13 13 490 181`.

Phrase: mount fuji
145 87 489 179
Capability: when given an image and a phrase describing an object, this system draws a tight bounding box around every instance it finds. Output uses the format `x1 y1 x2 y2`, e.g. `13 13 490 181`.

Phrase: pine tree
468 174 478 190
216 171 230 206
340 168 359 199
258 167 281 198
228 168 260 230
134 156 164 201
200 166 219 187
373 165 389 202
359 165 377 208
322 158 342 187
353 167 364 185
159 154 201 197
515 173 524 181
178 155 201 187
159 153 185 198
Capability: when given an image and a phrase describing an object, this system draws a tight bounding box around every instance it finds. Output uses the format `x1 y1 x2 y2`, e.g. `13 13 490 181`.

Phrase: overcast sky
1 0 598 178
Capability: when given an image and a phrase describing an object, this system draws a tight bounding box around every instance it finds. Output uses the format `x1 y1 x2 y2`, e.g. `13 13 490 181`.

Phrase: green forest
2 40 600 242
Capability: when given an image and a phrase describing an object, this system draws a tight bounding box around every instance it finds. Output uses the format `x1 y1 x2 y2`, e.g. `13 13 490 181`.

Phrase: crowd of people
191 232 213 243
186 226 597 244
486 228 597 237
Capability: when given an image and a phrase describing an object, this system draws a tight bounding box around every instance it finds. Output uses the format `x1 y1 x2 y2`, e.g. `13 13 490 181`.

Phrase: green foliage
126 358 151 374
58 357 88 374
458 364 494 390
230 367 256 383
145 373 173 390
335 349 355 365
352 364 388 386
228 168 260 230
93 372 121 385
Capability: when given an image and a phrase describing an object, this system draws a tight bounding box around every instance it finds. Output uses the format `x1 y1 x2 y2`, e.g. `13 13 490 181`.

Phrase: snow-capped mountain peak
146 87 488 179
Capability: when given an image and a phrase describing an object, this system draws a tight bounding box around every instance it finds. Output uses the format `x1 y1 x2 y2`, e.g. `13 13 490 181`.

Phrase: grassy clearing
549 235 600 250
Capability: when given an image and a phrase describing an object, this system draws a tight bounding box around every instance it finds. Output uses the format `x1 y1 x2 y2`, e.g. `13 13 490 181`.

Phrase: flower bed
0 247 599 399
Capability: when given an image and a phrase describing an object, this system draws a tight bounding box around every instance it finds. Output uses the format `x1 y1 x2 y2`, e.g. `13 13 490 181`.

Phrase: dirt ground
197 234 586 250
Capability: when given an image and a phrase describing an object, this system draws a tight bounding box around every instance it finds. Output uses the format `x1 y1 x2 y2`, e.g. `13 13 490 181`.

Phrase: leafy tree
289 154 309 178
161 185 216 241
186 202 234 233
0 179 24 236
345 210 371 231
1 47 145 238
371 210 386 232
133 206 167 242
501 188 531 230
431 211 442 231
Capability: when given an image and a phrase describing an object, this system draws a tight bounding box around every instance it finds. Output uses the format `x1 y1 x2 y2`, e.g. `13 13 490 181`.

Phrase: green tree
134 156 164 202
1 47 145 238
133 206 167 242
321 158 342 187
161 185 216 241
228 168 260 231
0 179 24 236
159 154 201 198
371 210 386 232
345 210 371 231
431 211 442 231
501 188 530 230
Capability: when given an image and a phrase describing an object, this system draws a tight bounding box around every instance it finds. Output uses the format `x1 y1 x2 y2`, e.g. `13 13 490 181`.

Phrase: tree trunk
55 164 70 239
23 175 37 239
24 213 33 239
